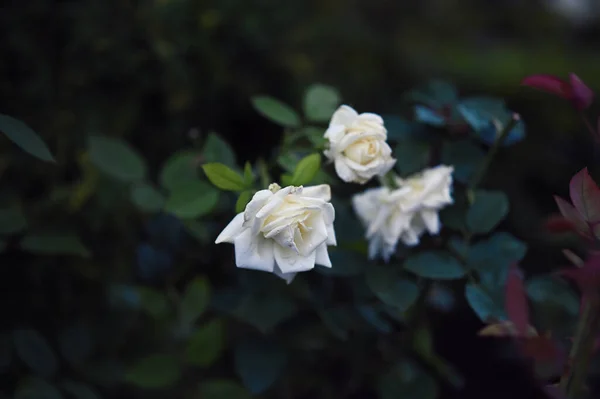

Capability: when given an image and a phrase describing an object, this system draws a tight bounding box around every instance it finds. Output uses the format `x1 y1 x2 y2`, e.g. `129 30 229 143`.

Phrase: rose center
343 139 378 165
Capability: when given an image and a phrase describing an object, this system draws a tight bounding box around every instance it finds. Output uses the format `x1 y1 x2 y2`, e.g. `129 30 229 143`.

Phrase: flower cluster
215 104 455 281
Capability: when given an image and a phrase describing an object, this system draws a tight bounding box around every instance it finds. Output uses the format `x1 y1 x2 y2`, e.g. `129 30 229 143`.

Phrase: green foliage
125 354 181 389
88 135 147 182
404 251 466 279
284 152 321 186
203 133 237 168
378 361 438 399
61 381 101 399
180 277 211 326
202 163 248 191
12 329 58 378
14 377 63 399
185 319 224 367
164 180 219 219
0 206 28 235
466 190 510 234
0 114 55 162
366 266 420 312
130 182 165 213
465 283 506 323
394 140 430 176
251 96 301 128
159 150 199 191
20 233 90 258
235 190 254 213
303 84 341 122
441 139 485 184
234 337 287 394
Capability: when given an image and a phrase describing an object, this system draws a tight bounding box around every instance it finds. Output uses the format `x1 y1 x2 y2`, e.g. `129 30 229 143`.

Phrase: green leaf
290 153 321 186
404 251 466 279
125 354 180 389
527 276 579 316
199 380 251 399
20 233 90 257
303 126 328 147
180 277 210 326
0 206 27 235
12 329 58 377
158 150 199 191
88 135 146 182
366 266 420 311
303 84 341 122
0 114 55 162
466 232 528 274
202 163 247 191
441 140 486 184
0 333 12 373
136 287 170 319
61 381 101 399
130 182 165 213
14 378 63 399
202 132 236 168
378 361 438 399
394 140 430 176
316 249 366 276
231 293 298 333
234 337 287 394
466 190 510 234
164 180 219 219
251 96 301 128
465 283 506 323
58 324 93 367
185 319 224 367
243 162 254 186
236 190 254 214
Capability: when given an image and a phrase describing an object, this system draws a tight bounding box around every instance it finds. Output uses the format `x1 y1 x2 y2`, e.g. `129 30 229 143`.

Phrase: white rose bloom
215 183 337 283
324 105 396 184
352 165 454 261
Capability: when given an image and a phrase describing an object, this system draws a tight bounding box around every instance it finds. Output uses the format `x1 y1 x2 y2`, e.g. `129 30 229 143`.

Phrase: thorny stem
468 114 520 191
559 295 600 398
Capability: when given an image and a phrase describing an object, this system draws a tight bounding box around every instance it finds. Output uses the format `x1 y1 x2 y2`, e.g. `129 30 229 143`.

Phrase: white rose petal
215 184 337 283
352 165 454 261
324 105 396 184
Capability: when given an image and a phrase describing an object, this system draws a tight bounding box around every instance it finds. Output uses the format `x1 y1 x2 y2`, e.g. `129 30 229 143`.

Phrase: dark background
1 0 600 398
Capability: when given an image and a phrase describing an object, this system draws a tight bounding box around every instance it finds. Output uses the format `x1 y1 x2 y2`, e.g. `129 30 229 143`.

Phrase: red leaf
519 335 567 381
544 214 578 234
569 168 600 223
505 264 529 335
554 196 588 232
559 253 600 294
521 74 572 100
568 73 594 110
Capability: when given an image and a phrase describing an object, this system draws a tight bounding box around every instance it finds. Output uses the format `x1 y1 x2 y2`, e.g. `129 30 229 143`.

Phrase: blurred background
1 0 600 398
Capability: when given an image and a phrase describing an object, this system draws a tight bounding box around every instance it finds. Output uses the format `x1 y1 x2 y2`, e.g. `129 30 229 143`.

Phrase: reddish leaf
521 74 572 100
505 264 529 335
544 215 578 234
569 168 600 223
568 73 594 110
558 253 600 294
554 196 588 233
519 335 567 381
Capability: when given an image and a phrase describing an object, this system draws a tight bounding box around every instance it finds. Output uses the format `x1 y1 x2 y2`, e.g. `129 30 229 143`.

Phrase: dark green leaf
130 182 165 213
14 378 63 399
303 84 341 122
58 324 93 366
0 114 54 162
20 233 90 257
316 249 365 276
303 126 327 147
88 135 146 182
232 293 297 333
366 266 419 311
467 232 527 274
12 329 58 377
404 251 466 279
203 132 236 168
251 96 301 128
290 153 321 186
61 381 101 399
466 190 510 234
441 140 486 184
527 276 579 316
378 361 438 399
164 180 219 219
234 337 287 394
394 140 430 176
180 277 210 326
202 163 247 191
137 287 170 319
158 150 199 191
199 379 251 399
235 190 254 214
465 284 506 323
185 319 224 367
125 354 180 389
243 162 254 186
0 333 11 373
0 206 27 235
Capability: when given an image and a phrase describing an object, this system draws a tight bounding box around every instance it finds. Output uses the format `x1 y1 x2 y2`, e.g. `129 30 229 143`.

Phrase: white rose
215 183 337 283
352 165 454 261
324 105 396 184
